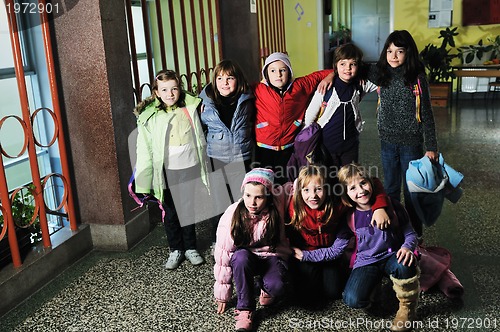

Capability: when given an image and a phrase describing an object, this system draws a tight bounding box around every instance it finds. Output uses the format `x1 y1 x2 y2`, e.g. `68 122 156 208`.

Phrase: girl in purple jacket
213 168 291 332
294 163 419 332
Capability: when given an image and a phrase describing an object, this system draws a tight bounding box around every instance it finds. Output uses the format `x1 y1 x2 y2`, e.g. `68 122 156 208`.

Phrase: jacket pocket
209 132 224 140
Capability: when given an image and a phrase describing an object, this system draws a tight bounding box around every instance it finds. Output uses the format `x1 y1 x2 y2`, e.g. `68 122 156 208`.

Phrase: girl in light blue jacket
199 60 255 244
134 69 209 270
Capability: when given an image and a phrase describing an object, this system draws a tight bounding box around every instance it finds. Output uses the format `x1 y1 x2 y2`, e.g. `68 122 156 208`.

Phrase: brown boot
389 268 420 332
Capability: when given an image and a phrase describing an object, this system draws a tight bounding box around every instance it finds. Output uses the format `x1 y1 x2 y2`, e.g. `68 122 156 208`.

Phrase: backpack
128 169 167 222
286 89 335 182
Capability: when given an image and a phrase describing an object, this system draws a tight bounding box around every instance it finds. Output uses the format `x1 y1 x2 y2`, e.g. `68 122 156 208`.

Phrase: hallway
1 95 499 332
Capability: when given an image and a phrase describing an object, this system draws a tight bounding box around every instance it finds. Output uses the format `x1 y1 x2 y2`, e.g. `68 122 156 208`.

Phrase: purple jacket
302 198 418 269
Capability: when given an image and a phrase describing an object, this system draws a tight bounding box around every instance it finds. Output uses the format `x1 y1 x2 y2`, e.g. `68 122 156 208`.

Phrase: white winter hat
262 52 293 82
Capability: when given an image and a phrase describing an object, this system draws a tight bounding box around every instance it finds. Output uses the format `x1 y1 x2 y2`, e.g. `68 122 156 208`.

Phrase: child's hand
292 247 303 260
396 247 416 266
425 150 439 163
216 300 227 314
317 72 335 94
371 208 390 229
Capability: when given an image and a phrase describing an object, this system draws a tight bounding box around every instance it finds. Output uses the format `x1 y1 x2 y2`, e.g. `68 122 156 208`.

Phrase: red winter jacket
287 178 390 251
253 69 333 149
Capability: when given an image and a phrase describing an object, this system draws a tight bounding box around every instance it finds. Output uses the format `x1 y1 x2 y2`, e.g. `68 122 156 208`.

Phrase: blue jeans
343 254 417 308
380 140 423 235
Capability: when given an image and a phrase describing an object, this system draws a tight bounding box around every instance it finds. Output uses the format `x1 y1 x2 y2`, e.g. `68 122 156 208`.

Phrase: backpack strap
182 107 194 127
376 86 381 117
377 80 422 123
413 78 422 123
318 86 334 121
128 169 167 223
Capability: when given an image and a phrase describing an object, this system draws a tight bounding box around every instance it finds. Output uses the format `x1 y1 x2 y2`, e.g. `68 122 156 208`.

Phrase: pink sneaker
259 289 275 306
234 310 253 331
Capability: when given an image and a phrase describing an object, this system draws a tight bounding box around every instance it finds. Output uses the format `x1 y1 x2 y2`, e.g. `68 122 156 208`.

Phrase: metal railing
125 0 223 101
1 0 78 268
257 0 286 68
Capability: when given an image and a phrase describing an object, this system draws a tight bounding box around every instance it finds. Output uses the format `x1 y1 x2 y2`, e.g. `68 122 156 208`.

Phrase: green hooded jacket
134 93 209 203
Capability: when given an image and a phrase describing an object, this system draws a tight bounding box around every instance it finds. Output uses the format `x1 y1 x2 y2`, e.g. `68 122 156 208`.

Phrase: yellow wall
284 1 500 76
394 1 500 59
283 0 321 77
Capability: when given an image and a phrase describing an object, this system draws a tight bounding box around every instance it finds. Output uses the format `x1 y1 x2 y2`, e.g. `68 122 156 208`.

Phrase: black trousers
253 146 293 185
163 165 200 251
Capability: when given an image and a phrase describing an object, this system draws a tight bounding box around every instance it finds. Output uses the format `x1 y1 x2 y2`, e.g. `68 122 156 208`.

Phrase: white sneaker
185 249 204 266
165 250 184 270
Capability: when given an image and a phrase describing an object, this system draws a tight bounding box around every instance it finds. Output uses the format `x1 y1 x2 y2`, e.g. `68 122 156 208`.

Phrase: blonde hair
337 163 375 208
289 165 336 229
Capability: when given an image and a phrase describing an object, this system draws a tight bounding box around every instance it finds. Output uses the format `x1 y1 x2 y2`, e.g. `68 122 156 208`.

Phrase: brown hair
288 165 336 230
332 43 364 69
133 69 185 115
231 182 280 248
208 60 250 106
337 163 375 208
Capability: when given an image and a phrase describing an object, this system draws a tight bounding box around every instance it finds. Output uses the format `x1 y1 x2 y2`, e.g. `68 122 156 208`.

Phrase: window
0 2 64 233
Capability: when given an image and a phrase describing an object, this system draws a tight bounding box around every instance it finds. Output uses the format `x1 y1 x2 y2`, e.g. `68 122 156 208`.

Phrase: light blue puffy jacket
199 84 255 163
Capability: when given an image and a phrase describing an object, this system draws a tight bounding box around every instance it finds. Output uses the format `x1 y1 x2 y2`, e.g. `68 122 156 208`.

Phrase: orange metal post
6 0 52 249
189 0 201 76
167 0 180 73
125 0 142 103
0 154 21 267
214 0 223 60
140 0 155 84
154 0 167 69
38 0 78 231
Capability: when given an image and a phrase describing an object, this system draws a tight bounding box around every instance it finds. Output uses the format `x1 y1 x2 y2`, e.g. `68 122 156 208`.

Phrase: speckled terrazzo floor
1 95 499 332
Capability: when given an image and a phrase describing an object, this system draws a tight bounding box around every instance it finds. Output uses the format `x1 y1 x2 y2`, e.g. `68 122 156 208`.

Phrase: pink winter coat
213 189 292 303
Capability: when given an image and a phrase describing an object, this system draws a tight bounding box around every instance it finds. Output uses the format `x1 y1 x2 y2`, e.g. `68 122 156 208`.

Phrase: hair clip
155 75 160 81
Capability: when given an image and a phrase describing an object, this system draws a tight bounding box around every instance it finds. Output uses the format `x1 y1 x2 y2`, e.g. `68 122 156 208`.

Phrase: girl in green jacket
134 69 209 270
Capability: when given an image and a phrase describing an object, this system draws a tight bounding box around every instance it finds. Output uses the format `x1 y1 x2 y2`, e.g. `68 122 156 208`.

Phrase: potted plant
486 35 500 63
330 23 351 47
420 27 459 107
458 39 494 65
0 185 41 268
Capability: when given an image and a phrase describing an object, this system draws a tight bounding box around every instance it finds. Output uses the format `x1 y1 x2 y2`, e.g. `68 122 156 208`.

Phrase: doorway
351 0 390 62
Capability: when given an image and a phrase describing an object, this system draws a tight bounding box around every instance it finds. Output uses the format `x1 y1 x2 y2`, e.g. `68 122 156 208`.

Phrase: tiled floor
1 95 499 332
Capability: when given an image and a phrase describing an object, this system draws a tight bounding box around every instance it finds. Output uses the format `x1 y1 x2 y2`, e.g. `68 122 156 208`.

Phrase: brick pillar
52 0 149 250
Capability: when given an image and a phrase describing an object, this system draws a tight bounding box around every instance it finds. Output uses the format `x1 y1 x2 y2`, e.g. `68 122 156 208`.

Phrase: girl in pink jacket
213 168 291 332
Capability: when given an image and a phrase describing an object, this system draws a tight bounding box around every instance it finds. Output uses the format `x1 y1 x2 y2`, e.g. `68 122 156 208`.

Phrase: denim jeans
289 258 346 305
230 249 287 311
380 140 423 235
342 253 417 308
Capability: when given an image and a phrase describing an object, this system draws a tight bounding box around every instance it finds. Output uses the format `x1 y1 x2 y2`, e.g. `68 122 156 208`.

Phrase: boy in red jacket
253 52 334 184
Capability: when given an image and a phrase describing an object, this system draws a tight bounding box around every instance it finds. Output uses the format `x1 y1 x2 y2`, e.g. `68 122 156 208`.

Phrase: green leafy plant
487 35 500 59
0 185 41 243
330 23 351 47
458 39 494 64
420 27 459 83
